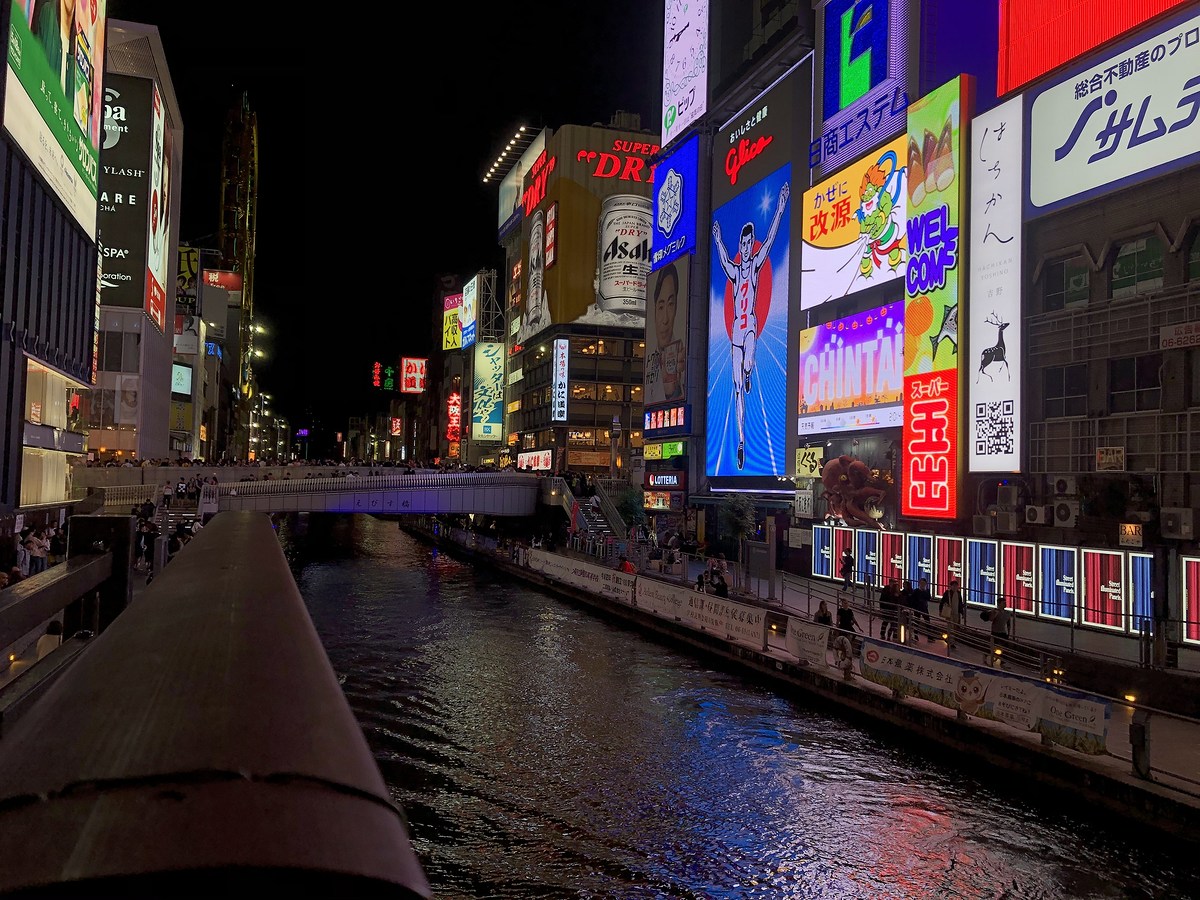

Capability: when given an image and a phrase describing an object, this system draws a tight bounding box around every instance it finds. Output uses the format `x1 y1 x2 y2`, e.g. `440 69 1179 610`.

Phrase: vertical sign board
442 292 463 350
812 524 833 578
1182 557 1200 645
1001 541 1035 614
1026 8 1200 218
1038 544 1077 621
98 75 152 313
662 0 710 147
646 261 690 408
144 84 170 333
5 0 108 237
1128 552 1154 633
904 533 933 586
966 538 998 606
708 58 812 479
934 535 964 595
471 343 505 441
902 76 970 520
460 275 478 350
856 529 880 586
1081 548 1125 631
879 530 905 586
833 526 855 574
968 96 1023 473
652 134 700 272
812 0 913 177
400 358 427 394
551 338 569 422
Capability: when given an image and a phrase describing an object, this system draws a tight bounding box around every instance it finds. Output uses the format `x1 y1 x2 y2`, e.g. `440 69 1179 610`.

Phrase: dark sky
107 2 662 429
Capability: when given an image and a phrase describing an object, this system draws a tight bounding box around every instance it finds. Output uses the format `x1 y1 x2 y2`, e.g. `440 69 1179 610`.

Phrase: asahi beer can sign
595 194 651 314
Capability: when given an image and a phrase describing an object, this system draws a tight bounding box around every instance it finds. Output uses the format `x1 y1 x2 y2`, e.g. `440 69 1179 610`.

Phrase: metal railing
589 478 628 538
219 471 538 497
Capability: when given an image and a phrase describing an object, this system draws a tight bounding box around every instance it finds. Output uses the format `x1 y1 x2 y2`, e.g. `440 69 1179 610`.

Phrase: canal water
281 514 1196 900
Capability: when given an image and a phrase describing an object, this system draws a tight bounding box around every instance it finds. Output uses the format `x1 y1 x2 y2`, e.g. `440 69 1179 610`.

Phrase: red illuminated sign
574 137 660 183
401 358 427 394
446 392 462 442
644 471 686 491
390 417 403 436
202 269 243 290
998 0 1188 94
371 361 382 388
902 372 958 518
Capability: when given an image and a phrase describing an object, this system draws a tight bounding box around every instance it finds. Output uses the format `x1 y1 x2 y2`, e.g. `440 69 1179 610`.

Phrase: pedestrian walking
878 579 900 641
815 600 834 627
162 481 173 509
911 577 934 636
839 548 855 592
939 577 965 648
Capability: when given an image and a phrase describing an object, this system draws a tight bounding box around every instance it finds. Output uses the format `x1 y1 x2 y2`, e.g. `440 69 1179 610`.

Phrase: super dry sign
645 471 686 491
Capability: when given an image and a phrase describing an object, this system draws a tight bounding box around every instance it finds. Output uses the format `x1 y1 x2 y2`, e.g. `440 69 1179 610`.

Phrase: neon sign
446 392 462 442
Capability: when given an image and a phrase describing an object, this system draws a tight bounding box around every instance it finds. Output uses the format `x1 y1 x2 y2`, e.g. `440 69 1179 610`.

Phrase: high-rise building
90 21 182 463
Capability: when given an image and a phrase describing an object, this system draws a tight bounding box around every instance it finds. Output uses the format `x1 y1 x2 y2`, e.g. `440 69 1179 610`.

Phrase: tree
614 487 646 530
718 492 757 564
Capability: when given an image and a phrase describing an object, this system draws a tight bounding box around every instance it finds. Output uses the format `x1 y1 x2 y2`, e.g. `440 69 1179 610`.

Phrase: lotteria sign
902 76 970 519
645 471 687 490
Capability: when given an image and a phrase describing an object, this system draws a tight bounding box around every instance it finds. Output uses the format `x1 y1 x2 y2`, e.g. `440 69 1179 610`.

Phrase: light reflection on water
283 514 1195 900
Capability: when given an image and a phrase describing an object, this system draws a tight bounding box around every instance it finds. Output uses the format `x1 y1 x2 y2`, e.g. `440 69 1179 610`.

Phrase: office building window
1189 235 1200 281
1109 354 1161 413
1111 236 1164 299
1042 364 1087 418
1042 256 1090 312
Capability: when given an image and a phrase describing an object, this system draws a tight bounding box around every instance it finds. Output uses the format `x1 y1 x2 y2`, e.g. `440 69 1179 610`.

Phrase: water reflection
282 514 1195 899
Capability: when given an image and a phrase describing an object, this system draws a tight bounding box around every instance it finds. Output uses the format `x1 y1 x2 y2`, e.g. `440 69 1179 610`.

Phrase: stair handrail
590 479 628 538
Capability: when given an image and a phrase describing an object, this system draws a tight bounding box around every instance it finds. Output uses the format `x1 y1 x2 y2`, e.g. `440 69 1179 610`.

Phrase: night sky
106 2 662 429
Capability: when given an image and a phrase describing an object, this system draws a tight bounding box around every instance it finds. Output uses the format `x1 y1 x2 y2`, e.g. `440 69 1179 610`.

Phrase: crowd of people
1 523 69 589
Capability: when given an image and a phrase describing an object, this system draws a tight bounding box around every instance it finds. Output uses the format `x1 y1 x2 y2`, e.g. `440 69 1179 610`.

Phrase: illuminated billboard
97 75 152 312
517 126 656 345
1038 544 1077 621
390 417 403 436
902 76 969 519
652 133 700 271
998 0 1188 95
5 0 107 237
442 292 462 350
707 165 792 476
497 127 548 236
800 136 908 309
144 83 170 333
400 358 426 393
708 58 813 479
812 0 912 176
471 342 505 441
1027 7 1200 217
645 258 689 407
171 363 191 395
796 301 904 438
968 96 1023 474
551 338 569 422
662 0 709 147
445 392 462 442
460 275 478 349
1081 548 1124 631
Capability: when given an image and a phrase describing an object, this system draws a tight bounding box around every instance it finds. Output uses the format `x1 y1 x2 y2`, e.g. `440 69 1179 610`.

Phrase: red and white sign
902 371 958 518
551 339 569 422
517 449 554 471
1160 322 1200 350
390 417 403 436
401 358 427 393
645 471 686 491
445 392 462 441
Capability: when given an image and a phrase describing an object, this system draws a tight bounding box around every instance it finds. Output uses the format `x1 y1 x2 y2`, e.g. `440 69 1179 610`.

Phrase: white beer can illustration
595 194 651 314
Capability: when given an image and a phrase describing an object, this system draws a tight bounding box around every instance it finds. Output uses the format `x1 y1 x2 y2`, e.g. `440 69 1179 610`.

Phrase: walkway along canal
402 518 1200 853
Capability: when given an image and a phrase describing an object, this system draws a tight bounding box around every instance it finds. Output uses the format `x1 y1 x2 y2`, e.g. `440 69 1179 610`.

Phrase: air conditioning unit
997 485 1019 507
1161 508 1195 540
1025 505 1051 525
1054 500 1080 527
972 514 996 536
995 511 1021 533
1051 475 1078 496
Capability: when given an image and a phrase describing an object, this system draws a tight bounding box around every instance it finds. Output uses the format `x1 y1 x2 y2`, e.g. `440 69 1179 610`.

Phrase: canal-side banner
682 595 766 649
635 576 689 620
527 550 635 605
858 640 1110 754
786 619 830 667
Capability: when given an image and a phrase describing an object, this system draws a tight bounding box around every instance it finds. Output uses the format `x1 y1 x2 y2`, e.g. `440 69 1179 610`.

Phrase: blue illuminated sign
812 524 833 578
812 0 910 175
651 134 699 272
904 532 933 586
205 341 222 360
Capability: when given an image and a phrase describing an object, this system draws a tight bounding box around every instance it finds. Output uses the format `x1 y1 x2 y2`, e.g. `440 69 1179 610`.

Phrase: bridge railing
219 471 539 498
0 512 431 897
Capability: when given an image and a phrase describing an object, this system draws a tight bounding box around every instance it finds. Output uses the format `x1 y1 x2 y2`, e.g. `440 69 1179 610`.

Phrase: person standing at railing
839 548 855 592
939 577 965 649
878 579 899 641
911 578 934 637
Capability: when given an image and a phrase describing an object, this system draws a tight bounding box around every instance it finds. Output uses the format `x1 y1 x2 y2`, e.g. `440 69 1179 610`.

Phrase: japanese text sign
446 392 462 441
1028 9 1200 216
400 358 427 394
903 77 968 519
812 0 912 175
551 339 569 422
968 96 1023 474
801 135 909 309
471 343 505 441
652 134 700 271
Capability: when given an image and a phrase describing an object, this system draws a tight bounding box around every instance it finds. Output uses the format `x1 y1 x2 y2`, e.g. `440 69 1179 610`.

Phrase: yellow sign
442 308 461 350
1118 523 1143 548
643 442 663 460
169 401 193 433
795 446 825 478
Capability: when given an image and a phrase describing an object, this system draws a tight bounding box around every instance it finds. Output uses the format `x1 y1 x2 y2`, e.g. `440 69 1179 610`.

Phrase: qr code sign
975 401 1014 455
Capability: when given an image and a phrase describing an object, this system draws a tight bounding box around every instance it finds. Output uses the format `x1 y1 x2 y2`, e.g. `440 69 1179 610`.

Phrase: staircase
575 499 615 538
155 502 200 535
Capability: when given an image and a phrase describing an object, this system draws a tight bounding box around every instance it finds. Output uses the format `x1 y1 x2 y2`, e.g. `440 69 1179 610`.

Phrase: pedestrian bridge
208 472 541 516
